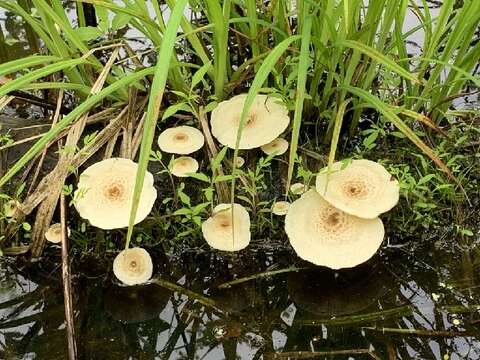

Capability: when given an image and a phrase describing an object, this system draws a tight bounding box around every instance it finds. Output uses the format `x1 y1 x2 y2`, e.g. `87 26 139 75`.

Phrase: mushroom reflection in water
287 266 392 317
201 203 251 251
74 158 157 230
45 223 71 244
113 248 153 286
210 94 290 149
157 125 205 155
104 283 171 323
171 156 199 177
261 137 289 156
285 190 384 269
316 159 399 219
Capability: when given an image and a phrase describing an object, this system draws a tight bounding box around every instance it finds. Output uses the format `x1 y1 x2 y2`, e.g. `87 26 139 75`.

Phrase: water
1 236 479 359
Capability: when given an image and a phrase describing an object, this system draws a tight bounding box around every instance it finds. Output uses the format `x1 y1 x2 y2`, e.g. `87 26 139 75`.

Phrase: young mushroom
272 201 290 216
171 156 199 177
261 138 289 156
201 203 251 251
3 199 20 218
45 223 71 244
210 94 290 149
113 247 153 286
74 158 157 230
157 126 205 154
290 182 308 195
285 190 384 269
315 159 399 219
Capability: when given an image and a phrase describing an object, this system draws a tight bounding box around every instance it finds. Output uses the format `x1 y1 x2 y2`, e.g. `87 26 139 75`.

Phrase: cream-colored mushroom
272 201 290 216
171 156 199 177
261 138 289 156
74 158 157 230
235 156 245 168
210 94 290 149
285 190 384 269
290 182 308 195
3 200 20 218
315 159 399 219
113 247 153 286
45 223 71 244
202 203 251 251
157 126 205 154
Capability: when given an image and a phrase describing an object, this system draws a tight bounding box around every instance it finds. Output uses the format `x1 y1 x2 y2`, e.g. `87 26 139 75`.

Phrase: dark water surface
0 236 479 360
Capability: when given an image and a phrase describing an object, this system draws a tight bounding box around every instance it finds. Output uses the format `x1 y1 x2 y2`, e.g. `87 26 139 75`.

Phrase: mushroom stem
198 107 230 203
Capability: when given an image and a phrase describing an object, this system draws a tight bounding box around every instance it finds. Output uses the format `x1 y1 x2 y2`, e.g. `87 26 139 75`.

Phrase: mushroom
261 138 289 156
157 126 205 154
201 203 251 251
113 247 153 286
210 94 290 149
3 199 20 218
290 182 308 195
315 159 399 219
285 190 384 269
235 156 245 168
272 201 290 216
171 156 199 177
45 223 71 243
74 158 157 230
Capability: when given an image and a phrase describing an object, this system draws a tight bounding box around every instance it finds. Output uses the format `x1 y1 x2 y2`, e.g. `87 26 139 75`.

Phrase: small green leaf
73 27 103 42
22 222 31 231
162 102 192 120
211 146 228 170
173 208 192 216
112 13 132 30
188 172 210 182
191 60 212 90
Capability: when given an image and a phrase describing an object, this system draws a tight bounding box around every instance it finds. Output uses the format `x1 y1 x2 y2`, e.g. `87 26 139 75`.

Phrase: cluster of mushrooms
38 94 399 286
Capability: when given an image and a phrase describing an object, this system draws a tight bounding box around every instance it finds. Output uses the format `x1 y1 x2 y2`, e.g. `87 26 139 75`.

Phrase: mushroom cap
157 126 205 154
171 156 199 177
202 203 251 251
285 190 384 269
261 138 289 156
210 94 290 149
113 247 153 286
272 201 290 216
74 158 157 230
315 159 399 219
235 156 245 168
3 200 20 218
45 223 71 244
290 182 308 195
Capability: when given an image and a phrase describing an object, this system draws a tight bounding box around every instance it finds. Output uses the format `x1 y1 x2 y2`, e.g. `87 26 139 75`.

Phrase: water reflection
0 240 479 359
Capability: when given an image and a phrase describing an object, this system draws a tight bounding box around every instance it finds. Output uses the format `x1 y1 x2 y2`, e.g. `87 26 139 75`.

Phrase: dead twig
60 193 77 360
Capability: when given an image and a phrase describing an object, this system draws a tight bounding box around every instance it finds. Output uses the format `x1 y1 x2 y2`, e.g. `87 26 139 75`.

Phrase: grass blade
286 14 312 194
125 0 189 248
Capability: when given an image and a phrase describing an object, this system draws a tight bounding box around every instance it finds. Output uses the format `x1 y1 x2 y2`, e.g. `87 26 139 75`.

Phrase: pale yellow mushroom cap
202 203 251 251
285 190 384 269
315 159 399 219
113 247 153 286
272 201 290 216
290 182 308 195
210 94 290 149
157 126 205 154
74 158 157 230
235 156 245 168
45 223 71 244
261 138 289 156
3 200 20 218
171 156 199 177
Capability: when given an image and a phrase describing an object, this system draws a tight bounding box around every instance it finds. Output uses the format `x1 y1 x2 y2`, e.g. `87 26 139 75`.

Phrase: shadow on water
0 233 479 360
